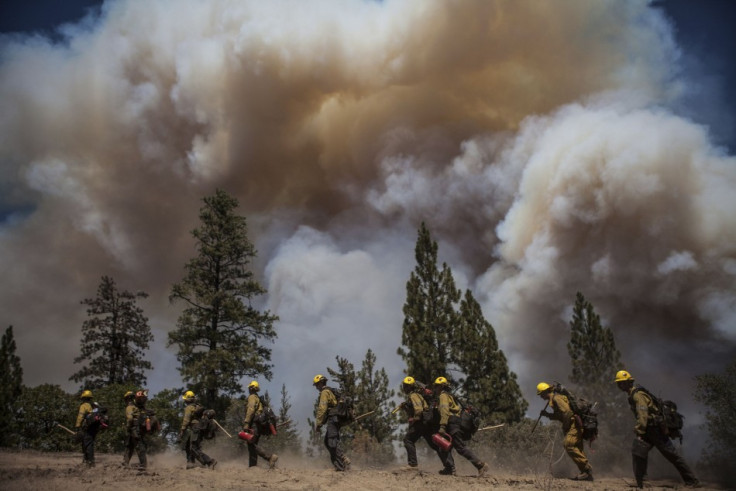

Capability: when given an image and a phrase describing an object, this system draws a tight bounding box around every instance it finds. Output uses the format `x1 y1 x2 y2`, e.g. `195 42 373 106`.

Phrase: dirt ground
0 449 725 491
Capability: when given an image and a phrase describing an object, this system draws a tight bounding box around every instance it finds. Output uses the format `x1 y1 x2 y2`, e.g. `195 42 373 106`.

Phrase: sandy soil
0 449 724 490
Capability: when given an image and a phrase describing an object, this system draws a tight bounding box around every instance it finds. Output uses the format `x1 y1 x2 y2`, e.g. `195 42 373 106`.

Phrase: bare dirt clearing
0 450 724 490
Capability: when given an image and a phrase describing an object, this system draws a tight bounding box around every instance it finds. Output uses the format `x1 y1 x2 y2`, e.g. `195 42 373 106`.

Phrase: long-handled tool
277 419 292 428
212 419 232 438
477 423 505 432
56 423 76 435
531 401 550 433
353 410 376 422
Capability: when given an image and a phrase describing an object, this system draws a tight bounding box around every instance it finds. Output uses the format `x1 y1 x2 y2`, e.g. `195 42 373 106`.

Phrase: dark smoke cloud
1 0 734 453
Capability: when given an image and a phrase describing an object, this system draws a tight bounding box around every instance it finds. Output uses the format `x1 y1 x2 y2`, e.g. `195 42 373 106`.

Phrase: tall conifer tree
453 290 527 423
70 276 153 388
398 222 460 385
168 189 278 412
0 326 23 445
354 349 397 444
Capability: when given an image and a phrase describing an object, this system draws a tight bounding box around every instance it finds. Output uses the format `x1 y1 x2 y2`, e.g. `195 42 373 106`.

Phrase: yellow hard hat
434 376 449 386
182 390 196 401
313 374 327 385
81 390 93 399
248 381 260 390
615 370 634 383
536 382 551 395
403 376 415 385
123 391 134 400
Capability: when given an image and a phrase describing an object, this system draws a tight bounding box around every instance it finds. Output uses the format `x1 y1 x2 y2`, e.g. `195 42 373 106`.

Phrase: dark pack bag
331 387 355 424
138 409 161 436
198 409 217 439
633 386 685 441
85 404 110 432
458 402 482 438
553 383 598 441
255 398 278 435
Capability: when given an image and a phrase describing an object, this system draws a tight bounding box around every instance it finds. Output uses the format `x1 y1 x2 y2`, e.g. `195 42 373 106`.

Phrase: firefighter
433 377 489 477
74 390 95 467
537 382 593 481
242 381 278 468
179 390 217 470
400 376 452 470
614 371 700 488
312 374 350 471
122 391 142 468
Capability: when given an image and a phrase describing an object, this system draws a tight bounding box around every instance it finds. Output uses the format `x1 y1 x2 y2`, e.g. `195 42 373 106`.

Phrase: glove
314 422 322 432
407 417 416 424
438 426 448 437
176 430 183 444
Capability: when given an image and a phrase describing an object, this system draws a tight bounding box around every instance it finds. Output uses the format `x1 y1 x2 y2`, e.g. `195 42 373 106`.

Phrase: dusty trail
0 450 724 490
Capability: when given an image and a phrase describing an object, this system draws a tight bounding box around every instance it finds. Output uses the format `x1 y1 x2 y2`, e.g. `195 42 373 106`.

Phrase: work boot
268 454 279 469
684 481 702 488
573 471 593 481
439 467 456 476
477 463 489 477
341 456 351 470
186 462 197 470
207 459 217 470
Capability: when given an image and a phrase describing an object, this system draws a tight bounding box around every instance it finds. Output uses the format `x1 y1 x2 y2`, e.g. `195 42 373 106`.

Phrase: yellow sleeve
181 404 193 431
632 391 651 436
75 402 91 428
551 394 574 422
316 389 335 425
438 393 452 426
409 392 426 417
244 394 261 427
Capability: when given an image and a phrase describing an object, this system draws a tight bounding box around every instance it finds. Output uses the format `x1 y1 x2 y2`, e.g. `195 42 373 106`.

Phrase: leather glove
314 422 322 432
438 426 448 436
407 417 416 424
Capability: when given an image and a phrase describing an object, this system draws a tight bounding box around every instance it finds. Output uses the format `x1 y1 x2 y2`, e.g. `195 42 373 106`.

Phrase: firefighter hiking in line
433 377 489 477
74 389 95 467
400 376 452 470
312 374 351 472
242 381 279 469
122 391 148 469
614 371 700 488
179 390 217 470
536 382 593 481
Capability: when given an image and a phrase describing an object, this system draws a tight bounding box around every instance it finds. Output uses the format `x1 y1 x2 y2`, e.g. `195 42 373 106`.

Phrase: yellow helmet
248 381 260 391
81 390 93 399
182 390 196 401
313 374 327 385
403 376 415 386
123 391 134 400
434 376 449 386
615 370 634 383
536 382 551 395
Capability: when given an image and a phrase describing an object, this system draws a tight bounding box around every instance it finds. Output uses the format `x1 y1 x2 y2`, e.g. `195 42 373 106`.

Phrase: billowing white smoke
0 0 733 448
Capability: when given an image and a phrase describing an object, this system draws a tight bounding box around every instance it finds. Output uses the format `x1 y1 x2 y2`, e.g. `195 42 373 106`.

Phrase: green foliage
168 189 278 413
147 388 184 452
13 384 77 451
353 349 397 463
453 290 527 423
473 418 559 473
70 276 153 388
0 326 23 446
694 356 736 487
270 384 301 454
398 222 460 384
566 291 629 466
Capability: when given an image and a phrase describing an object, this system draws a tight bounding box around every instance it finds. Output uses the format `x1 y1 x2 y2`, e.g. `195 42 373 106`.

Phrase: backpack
138 408 161 436
255 397 278 435
85 404 110 431
552 383 598 441
457 399 482 438
198 408 217 439
631 386 685 442
330 387 355 424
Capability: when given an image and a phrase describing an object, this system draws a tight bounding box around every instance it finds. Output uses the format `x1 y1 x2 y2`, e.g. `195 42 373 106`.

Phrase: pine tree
354 349 397 443
566 291 629 461
326 355 357 401
0 326 23 446
271 384 301 454
168 189 278 412
453 290 527 423
70 276 153 388
398 222 460 385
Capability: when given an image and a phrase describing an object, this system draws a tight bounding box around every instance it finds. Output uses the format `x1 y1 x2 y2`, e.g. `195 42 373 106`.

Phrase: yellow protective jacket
549 393 575 433
437 391 460 427
628 386 659 436
315 387 337 425
406 391 428 420
125 402 139 431
181 402 201 432
243 393 263 428
75 401 92 428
